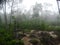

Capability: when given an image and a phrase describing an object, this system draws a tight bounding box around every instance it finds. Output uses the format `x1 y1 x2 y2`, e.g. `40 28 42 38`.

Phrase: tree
32 3 42 18
56 0 60 14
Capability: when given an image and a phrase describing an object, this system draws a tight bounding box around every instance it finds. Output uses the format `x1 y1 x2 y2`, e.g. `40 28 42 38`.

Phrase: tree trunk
56 0 60 14
3 0 8 30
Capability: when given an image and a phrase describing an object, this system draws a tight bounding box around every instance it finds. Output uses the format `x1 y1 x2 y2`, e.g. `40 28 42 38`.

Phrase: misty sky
0 0 59 13
22 0 58 11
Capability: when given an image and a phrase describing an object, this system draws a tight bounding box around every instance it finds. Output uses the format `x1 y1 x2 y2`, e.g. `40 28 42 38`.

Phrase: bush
29 38 39 45
9 40 24 45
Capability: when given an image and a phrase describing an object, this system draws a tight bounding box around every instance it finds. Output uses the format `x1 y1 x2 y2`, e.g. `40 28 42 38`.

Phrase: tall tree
2 0 8 30
10 0 14 25
32 3 42 18
56 0 60 14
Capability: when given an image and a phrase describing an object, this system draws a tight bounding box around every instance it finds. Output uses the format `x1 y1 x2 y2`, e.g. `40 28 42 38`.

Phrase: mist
0 0 60 45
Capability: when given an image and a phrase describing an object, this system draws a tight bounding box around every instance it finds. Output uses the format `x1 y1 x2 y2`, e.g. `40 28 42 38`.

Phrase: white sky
20 0 58 11
0 0 59 13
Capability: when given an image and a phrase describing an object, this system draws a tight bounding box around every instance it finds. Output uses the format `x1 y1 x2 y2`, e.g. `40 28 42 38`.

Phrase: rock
22 36 32 45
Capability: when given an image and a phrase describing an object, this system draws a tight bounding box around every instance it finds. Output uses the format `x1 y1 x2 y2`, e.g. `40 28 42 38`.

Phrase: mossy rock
29 38 39 45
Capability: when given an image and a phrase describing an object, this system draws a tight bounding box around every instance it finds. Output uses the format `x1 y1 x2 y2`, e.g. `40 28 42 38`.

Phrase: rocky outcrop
19 30 60 45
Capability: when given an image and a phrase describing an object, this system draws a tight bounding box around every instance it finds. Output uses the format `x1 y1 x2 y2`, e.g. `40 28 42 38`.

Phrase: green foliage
9 40 24 45
54 26 60 30
29 38 39 45
0 27 24 45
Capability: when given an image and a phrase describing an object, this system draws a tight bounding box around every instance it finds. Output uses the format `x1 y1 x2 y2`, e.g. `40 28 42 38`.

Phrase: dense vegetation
0 14 60 45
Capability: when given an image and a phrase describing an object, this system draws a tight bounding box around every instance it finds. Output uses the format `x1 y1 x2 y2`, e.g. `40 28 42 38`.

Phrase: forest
0 0 60 45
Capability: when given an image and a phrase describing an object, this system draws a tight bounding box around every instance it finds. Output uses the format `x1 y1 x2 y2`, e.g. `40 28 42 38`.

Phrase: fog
0 0 59 13
0 0 60 26
1 0 60 45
